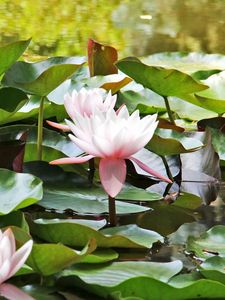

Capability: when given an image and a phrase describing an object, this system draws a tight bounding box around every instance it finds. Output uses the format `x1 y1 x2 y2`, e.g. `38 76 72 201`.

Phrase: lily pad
60 260 183 286
29 219 163 249
0 125 83 162
3 56 85 96
143 52 225 76
0 168 42 214
27 239 96 276
187 225 225 259
116 57 207 97
200 256 225 284
147 129 204 156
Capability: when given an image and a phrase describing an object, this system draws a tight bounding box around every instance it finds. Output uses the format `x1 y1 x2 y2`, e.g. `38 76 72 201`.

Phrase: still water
0 0 225 57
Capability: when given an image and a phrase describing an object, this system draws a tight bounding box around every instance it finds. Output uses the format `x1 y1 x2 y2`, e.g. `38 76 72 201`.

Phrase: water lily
65 87 117 118
50 106 172 197
0 228 34 300
47 87 117 131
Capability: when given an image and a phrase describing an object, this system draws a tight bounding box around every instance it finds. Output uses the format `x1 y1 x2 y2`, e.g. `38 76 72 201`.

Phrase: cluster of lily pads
0 38 225 299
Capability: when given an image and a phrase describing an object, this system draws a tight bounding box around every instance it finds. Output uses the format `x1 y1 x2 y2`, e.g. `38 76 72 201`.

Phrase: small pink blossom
64 87 117 119
50 106 172 197
0 228 34 300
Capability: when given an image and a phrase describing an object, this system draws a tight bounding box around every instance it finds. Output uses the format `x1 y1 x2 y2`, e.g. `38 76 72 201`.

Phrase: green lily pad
200 256 225 284
137 200 198 236
61 260 183 286
0 125 83 161
187 225 225 259
27 239 96 276
23 161 159 214
0 168 42 214
209 128 225 161
147 129 204 156
0 211 29 232
143 52 225 76
0 38 31 76
59 263 225 299
3 56 85 96
29 219 163 248
22 286 64 300
81 249 118 264
116 57 207 97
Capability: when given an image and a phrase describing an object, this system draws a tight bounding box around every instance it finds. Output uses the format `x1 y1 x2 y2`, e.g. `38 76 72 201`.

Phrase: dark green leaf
116 57 207 97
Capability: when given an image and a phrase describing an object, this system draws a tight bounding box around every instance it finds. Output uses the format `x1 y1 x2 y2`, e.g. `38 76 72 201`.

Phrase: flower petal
129 156 172 183
46 120 70 132
99 158 126 198
8 240 33 279
0 283 35 300
50 155 94 165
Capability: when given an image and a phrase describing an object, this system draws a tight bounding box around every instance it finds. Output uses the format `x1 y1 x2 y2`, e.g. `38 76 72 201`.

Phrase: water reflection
0 0 225 56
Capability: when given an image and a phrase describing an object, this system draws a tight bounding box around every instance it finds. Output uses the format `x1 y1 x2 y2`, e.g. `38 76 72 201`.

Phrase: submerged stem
37 96 45 160
88 158 95 183
160 155 174 182
163 96 175 125
108 195 117 226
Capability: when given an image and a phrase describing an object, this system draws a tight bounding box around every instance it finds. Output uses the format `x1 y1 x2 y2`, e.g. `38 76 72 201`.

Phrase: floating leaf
209 128 225 161
0 169 42 214
143 52 225 76
0 125 83 162
187 225 225 259
61 260 182 286
137 199 198 236
147 129 203 156
23 161 158 214
30 219 163 249
0 211 29 232
3 56 85 96
27 239 96 276
200 256 225 284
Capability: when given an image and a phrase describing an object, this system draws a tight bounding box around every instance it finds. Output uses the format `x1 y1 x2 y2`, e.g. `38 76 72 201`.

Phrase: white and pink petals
4 229 16 256
103 91 117 110
92 135 112 157
116 104 130 120
46 120 71 132
64 92 76 120
69 134 100 157
99 158 127 198
50 155 94 165
0 260 11 285
64 88 116 119
8 240 33 280
0 283 35 300
129 156 172 183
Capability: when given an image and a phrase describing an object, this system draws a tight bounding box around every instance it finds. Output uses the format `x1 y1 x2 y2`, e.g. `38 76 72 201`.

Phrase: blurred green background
1 0 225 57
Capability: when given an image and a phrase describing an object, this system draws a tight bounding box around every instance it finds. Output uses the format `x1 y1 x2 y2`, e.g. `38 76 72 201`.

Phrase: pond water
1 0 225 56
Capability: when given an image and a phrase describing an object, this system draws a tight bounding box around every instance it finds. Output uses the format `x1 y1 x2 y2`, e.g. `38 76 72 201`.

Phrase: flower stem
37 96 45 160
163 96 175 125
88 158 95 183
108 195 117 226
160 155 174 182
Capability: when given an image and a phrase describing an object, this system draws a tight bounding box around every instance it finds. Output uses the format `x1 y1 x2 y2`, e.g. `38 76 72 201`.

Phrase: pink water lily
50 106 172 197
0 228 34 300
65 87 117 119
47 87 117 132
